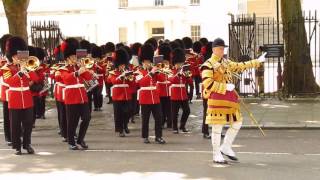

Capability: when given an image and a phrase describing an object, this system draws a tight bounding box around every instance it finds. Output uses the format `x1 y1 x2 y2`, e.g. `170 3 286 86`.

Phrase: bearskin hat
116 43 125 50
62 38 79 59
35 47 46 61
174 39 185 49
79 40 91 54
169 41 180 51
139 43 154 63
199 37 209 46
5 36 28 62
114 48 129 68
105 42 115 53
204 42 213 60
193 41 202 54
172 48 186 65
131 42 142 56
121 46 132 61
28 46 37 56
91 45 102 59
145 38 158 51
182 37 193 49
0 34 12 54
158 43 171 61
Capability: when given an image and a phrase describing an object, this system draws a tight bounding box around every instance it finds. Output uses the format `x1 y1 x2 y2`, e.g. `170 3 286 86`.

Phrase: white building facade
0 0 239 45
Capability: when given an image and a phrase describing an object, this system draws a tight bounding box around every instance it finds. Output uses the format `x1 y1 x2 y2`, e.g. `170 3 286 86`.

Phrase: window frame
190 25 201 42
118 0 128 9
190 0 200 6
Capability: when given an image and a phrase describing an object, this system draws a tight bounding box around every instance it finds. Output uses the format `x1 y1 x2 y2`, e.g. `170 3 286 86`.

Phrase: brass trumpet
23 56 40 71
81 57 95 69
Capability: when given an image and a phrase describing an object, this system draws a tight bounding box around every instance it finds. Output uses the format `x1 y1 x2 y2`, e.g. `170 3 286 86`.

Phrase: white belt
110 84 129 97
1 82 9 87
170 84 185 88
157 81 170 84
137 86 157 100
112 84 129 88
96 74 104 77
9 87 30 91
56 82 66 87
140 86 157 90
65 84 85 89
54 82 66 95
169 84 185 96
62 84 85 100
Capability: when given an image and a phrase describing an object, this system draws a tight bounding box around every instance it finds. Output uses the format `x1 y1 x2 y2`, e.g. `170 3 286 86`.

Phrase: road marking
1 148 320 156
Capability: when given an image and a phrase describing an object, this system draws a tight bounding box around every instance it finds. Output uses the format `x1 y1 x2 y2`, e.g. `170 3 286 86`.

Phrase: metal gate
30 21 64 64
228 11 319 98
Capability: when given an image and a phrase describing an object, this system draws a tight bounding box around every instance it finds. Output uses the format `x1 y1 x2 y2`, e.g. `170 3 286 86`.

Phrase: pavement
0 97 320 180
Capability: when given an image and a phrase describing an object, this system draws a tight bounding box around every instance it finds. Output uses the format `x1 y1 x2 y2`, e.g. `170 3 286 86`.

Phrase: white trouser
211 124 224 162
221 121 243 157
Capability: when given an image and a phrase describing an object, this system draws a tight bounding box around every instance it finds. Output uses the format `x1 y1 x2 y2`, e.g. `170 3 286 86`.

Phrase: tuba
80 57 99 92
39 73 51 94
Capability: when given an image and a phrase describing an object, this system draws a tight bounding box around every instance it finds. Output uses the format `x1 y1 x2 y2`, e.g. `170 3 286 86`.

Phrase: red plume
61 41 67 52
54 47 59 56
5 40 10 53
111 52 116 61
201 46 207 56
138 47 142 57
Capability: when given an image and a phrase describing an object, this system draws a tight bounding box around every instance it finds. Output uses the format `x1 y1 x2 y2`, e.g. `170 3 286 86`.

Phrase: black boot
24 145 35 154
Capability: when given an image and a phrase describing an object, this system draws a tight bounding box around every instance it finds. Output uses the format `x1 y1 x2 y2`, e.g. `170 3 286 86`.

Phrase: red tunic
186 52 203 77
108 69 133 101
60 65 93 105
156 72 171 97
5 65 33 109
137 69 160 105
168 69 193 101
53 68 65 102
0 63 17 102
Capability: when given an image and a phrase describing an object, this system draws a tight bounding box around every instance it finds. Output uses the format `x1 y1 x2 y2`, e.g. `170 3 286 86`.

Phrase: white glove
226 83 235 91
117 72 126 80
258 52 267 63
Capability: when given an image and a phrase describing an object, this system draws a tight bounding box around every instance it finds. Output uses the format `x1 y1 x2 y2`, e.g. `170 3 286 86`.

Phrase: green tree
281 0 320 95
2 0 30 42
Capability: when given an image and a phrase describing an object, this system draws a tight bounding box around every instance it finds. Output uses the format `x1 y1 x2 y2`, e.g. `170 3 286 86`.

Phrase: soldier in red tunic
52 46 68 141
5 36 35 155
104 42 115 104
91 45 105 111
169 48 193 134
137 43 166 144
108 48 133 137
157 43 172 128
34 47 50 119
0 34 12 146
129 42 142 123
59 38 93 150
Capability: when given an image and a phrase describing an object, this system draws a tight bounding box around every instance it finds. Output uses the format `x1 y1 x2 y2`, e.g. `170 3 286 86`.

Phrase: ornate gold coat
201 54 261 125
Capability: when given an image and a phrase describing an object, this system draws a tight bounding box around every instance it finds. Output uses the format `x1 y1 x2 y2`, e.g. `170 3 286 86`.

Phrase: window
191 25 201 41
151 27 165 41
119 27 127 44
119 0 128 8
154 0 164 6
190 0 200 6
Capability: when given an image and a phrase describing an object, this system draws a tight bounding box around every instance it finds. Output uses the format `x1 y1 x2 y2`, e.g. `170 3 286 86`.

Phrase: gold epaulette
108 70 116 76
58 66 68 71
0 64 10 71
3 70 12 79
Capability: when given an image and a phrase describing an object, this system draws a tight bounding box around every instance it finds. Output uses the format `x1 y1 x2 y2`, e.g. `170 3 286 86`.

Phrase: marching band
0 34 266 165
